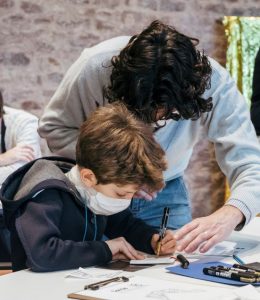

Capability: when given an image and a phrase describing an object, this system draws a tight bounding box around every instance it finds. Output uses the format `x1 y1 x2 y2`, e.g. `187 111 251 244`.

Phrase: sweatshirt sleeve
15 113 42 159
38 49 110 159
0 112 41 187
105 209 158 254
203 59 260 227
15 190 112 272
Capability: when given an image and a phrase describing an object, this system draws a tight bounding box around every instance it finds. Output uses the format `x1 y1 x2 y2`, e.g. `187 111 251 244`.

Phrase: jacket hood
0 157 77 228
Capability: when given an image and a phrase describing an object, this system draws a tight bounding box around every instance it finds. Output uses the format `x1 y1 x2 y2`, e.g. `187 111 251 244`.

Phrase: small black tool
84 276 129 290
177 254 190 269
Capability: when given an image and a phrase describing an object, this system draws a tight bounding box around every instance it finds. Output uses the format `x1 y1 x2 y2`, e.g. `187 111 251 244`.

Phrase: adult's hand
151 230 176 255
174 205 244 253
0 144 35 166
105 237 145 261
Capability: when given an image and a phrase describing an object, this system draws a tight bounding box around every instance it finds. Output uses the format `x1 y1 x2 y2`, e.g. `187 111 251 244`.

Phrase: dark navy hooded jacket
0 157 158 272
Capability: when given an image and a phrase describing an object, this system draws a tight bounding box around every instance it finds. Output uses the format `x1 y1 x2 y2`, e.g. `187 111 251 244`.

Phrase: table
0 218 260 300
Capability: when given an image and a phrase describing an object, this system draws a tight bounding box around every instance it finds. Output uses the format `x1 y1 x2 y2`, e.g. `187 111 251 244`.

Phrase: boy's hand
0 144 35 166
105 237 145 260
151 230 176 255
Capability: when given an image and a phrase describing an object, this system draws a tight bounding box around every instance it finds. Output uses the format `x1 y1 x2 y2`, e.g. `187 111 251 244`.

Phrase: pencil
233 254 245 265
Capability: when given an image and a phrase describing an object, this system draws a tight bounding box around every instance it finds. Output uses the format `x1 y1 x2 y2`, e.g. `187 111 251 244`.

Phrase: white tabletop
0 218 260 300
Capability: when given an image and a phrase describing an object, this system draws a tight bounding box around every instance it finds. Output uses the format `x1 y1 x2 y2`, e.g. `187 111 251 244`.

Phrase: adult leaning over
38 20 260 253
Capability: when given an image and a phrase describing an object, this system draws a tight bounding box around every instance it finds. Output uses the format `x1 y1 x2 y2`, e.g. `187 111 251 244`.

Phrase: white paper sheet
234 284 260 300
71 275 238 300
179 241 237 258
130 255 175 265
65 267 123 280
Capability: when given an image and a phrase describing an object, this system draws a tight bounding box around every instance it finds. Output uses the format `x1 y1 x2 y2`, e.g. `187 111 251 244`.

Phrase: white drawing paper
73 275 238 300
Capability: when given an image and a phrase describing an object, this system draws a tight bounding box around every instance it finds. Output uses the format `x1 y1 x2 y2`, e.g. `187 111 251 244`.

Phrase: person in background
0 103 175 272
0 90 41 187
38 20 260 254
251 48 260 141
0 89 41 262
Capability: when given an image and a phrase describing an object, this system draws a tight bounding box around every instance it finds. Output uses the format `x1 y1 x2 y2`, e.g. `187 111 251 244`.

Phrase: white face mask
85 188 131 216
65 166 131 215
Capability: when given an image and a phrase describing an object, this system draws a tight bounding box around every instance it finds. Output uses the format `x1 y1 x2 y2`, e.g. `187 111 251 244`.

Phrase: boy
0 103 175 272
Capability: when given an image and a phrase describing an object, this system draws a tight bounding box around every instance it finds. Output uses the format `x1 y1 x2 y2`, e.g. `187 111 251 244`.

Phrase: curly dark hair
104 20 213 124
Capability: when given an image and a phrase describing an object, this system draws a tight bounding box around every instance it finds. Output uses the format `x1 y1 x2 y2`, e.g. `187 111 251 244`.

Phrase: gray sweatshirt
38 36 260 226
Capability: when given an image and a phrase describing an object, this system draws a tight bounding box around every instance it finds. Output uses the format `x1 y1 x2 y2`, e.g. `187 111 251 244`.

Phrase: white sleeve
204 62 260 226
0 162 25 185
0 114 42 186
15 115 42 159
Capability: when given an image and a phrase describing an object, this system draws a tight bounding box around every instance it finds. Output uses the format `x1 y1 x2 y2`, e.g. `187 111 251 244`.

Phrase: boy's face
79 167 138 200
94 183 138 200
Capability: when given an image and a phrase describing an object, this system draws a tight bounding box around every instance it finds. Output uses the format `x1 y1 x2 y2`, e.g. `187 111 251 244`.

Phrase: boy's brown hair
76 102 167 192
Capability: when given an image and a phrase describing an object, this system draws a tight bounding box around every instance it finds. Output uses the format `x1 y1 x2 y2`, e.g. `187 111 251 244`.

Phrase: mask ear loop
82 206 88 242
82 206 98 242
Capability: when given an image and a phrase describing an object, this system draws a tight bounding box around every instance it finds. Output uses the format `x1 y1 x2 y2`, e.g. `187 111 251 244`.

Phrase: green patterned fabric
223 16 260 106
223 16 260 200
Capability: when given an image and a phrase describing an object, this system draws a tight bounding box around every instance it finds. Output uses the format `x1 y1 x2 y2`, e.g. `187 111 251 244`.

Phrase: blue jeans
130 177 192 230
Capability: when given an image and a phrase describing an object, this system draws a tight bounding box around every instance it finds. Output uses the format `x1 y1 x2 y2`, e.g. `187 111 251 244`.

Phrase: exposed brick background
1 0 259 217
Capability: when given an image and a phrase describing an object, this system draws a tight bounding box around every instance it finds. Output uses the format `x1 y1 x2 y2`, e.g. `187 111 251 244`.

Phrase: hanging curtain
223 16 260 199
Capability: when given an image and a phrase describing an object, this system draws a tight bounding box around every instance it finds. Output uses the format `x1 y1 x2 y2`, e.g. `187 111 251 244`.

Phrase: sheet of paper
234 284 260 300
70 275 237 300
178 241 237 258
65 267 123 280
130 255 175 265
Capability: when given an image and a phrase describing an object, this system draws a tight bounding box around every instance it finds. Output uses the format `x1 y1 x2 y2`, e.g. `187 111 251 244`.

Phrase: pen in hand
156 207 170 256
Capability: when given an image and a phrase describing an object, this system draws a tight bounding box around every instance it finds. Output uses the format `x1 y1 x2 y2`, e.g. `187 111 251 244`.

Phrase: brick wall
1 0 259 217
